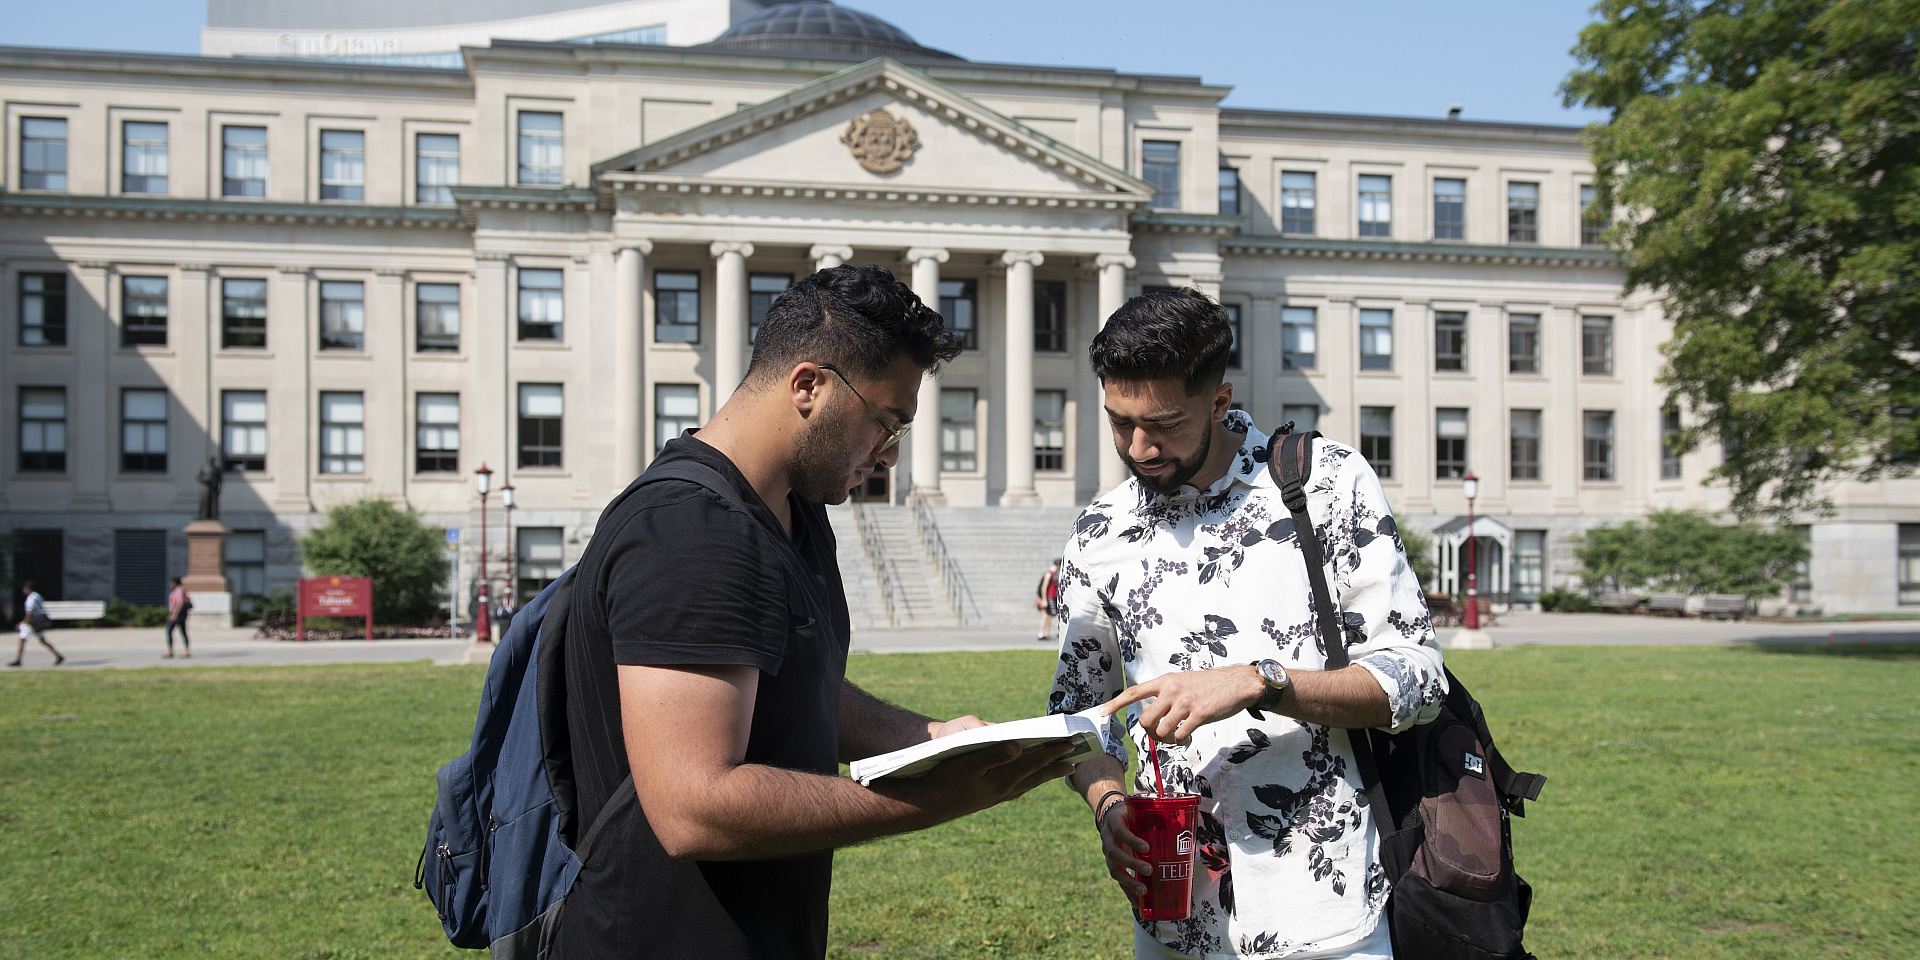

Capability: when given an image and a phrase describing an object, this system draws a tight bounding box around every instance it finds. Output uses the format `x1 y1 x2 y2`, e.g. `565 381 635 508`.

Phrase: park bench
40 600 106 622
1647 593 1689 616
1700 594 1748 620
1597 592 1644 614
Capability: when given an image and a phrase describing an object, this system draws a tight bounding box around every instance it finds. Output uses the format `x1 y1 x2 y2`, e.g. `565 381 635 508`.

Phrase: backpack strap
572 772 636 868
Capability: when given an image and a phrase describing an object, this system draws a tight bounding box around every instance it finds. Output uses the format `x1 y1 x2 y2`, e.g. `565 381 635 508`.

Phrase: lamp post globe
473 463 493 641
1462 472 1480 630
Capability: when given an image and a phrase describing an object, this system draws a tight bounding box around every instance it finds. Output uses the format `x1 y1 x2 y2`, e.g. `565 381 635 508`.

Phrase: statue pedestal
182 519 233 629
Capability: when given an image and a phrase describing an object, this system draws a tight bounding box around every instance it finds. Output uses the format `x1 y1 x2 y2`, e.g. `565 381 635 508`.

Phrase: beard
789 400 869 505
1122 424 1213 495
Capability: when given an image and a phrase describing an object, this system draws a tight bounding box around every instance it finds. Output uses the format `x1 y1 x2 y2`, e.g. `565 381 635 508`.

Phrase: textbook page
849 707 1112 785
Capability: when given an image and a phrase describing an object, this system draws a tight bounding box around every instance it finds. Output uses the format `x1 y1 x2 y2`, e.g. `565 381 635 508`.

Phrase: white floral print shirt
1048 411 1446 960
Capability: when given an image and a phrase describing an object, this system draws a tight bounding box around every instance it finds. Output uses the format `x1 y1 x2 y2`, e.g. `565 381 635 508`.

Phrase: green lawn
0 645 1913 959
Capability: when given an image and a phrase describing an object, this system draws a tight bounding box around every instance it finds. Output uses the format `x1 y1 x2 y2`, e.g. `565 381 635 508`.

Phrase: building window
1282 404 1319 435
940 389 977 472
516 527 565 605
1433 177 1465 240
121 276 168 347
19 273 67 347
939 279 977 350
1282 307 1316 370
222 390 267 472
1218 167 1241 216
122 121 168 194
654 271 700 344
222 126 268 198
748 273 790 343
319 392 365 474
1510 409 1541 481
1358 174 1392 237
518 384 563 467
654 384 699 453
19 388 66 473
1359 309 1393 371
416 393 459 473
1280 171 1316 234
417 283 460 352
1508 313 1540 373
1581 184 1608 246
1436 408 1468 479
1789 525 1813 603
1034 280 1067 353
1582 316 1614 375
1899 524 1920 604
1225 304 1242 368
1360 407 1393 479
1584 410 1616 481
1143 140 1180 208
222 278 267 349
518 268 564 341
225 530 266 602
1507 181 1539 243
120 389 168 473
1514 531 1545 602
518 112 564 186
1034 390 1066 472
320 281 365 351
319 130 365 201
417 133 459 204
21 118 66 191
1434 311 1467 372
1661 405 1684 480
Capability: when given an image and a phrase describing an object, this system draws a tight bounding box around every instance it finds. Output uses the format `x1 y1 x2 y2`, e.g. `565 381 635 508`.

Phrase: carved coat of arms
840 107 920 174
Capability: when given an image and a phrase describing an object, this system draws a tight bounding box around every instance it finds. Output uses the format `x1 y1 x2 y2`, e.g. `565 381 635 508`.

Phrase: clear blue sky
7 0 1609 126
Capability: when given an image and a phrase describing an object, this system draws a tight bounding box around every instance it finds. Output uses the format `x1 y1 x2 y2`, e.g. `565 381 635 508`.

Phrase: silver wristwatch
1254 658 1292 713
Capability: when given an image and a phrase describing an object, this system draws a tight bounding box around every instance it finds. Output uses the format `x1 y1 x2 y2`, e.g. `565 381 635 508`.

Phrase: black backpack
1269 427 1546 960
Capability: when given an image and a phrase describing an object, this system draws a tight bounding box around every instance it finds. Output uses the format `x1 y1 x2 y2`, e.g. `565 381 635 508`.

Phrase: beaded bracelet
1093 790 1126 829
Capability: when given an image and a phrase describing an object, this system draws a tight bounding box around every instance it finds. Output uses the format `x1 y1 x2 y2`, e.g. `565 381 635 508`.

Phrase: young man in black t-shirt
556 265 1076 959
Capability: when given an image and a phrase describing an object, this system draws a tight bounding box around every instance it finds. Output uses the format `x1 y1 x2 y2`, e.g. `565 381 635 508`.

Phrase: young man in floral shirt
1051 289 1446 960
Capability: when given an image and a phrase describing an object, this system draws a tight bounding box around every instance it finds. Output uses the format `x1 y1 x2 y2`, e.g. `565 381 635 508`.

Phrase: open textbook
849 706 1116 785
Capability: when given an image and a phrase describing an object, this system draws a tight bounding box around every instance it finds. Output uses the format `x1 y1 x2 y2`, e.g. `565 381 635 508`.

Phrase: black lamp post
474 463 492 642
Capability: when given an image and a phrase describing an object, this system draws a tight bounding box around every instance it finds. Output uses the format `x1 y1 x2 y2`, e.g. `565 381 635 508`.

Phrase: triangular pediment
593 58 1152 201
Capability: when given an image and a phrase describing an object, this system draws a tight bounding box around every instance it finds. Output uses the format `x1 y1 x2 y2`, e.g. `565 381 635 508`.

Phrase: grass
0 645 1914 959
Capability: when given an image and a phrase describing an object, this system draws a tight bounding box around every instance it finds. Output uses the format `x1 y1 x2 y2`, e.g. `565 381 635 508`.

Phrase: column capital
710 241 755 259
1000 250 1044 268
614 239 654 256
474 251 513 263
1478 299 1506 308
1094 252 1136 270
809 244 853 262
905 247 949 265
374 267 409 278
177 263 211 275
276 264 310 275
74 259 112 272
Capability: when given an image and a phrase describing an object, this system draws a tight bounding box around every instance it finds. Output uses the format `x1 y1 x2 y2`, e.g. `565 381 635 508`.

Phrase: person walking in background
165 577 191 659
1036 559 1062 643
11 581 64 668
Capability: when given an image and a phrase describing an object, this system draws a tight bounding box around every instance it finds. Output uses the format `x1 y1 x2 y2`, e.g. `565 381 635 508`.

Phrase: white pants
1134 919 1392 960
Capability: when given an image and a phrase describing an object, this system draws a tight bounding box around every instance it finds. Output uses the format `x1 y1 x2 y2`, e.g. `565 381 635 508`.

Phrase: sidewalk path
6 612 1912 674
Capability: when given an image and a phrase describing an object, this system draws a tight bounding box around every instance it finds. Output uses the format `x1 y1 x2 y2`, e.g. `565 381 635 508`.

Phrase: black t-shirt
555 434 851 960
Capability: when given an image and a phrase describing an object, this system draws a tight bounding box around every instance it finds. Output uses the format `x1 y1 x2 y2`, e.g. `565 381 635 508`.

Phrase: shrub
1573 508 1807 598
1537 587 1596 613
96 597 170 628
299 498 450 625
1397 521 1437 592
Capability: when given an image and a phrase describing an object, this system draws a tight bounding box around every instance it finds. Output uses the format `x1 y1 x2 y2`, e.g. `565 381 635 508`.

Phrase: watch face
1259 660 1288 687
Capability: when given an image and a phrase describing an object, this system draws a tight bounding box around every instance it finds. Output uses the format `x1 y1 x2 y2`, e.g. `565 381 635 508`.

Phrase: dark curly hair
747 264 962 384
1088 287 1233 395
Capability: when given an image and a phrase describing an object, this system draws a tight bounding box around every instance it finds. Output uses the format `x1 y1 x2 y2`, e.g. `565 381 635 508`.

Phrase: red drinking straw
1147 735 1166 796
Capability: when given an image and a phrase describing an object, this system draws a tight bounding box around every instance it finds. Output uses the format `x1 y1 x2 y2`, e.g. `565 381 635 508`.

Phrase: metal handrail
851 503 903 627
911 501 981 626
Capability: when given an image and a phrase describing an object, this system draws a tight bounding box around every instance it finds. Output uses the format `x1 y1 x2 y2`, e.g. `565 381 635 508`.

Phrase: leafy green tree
1574 508 1807 597
1563 0 1920 518
299 498 449 624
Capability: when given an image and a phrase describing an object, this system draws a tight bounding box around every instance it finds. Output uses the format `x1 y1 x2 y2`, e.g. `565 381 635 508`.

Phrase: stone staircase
828 504 1086 630
929 507 1083 628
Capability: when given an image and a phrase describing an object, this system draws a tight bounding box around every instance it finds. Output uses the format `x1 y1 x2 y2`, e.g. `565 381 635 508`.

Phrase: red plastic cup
1123 792 1200 921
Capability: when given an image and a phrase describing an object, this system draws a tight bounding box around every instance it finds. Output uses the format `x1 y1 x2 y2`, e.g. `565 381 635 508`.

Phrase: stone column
711 241 754 402
810 244 853 273
1094 253 1134 494
613 241 651 487
372 268 408 500
272 264 313 511
69 261 112 511
1000 251 1044 506
906 248 949 505
174 263 213 514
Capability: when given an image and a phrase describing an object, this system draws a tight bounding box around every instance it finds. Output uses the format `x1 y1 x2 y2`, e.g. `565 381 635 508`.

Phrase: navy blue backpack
415 465 730 957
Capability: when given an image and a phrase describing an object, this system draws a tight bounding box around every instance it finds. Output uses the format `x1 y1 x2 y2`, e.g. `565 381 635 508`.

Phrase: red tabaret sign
296 576 374 642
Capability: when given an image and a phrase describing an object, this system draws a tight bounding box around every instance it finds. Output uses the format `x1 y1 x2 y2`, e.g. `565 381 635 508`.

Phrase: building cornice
600 172 1142 212
1220 107 1587 146
1131 211 1244 236
1221 235 1622 268
449 185 601 226
0 193 467 230
0 45 471 89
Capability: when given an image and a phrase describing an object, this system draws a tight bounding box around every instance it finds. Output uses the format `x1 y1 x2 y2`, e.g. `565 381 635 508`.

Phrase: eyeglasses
818 364 909 451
